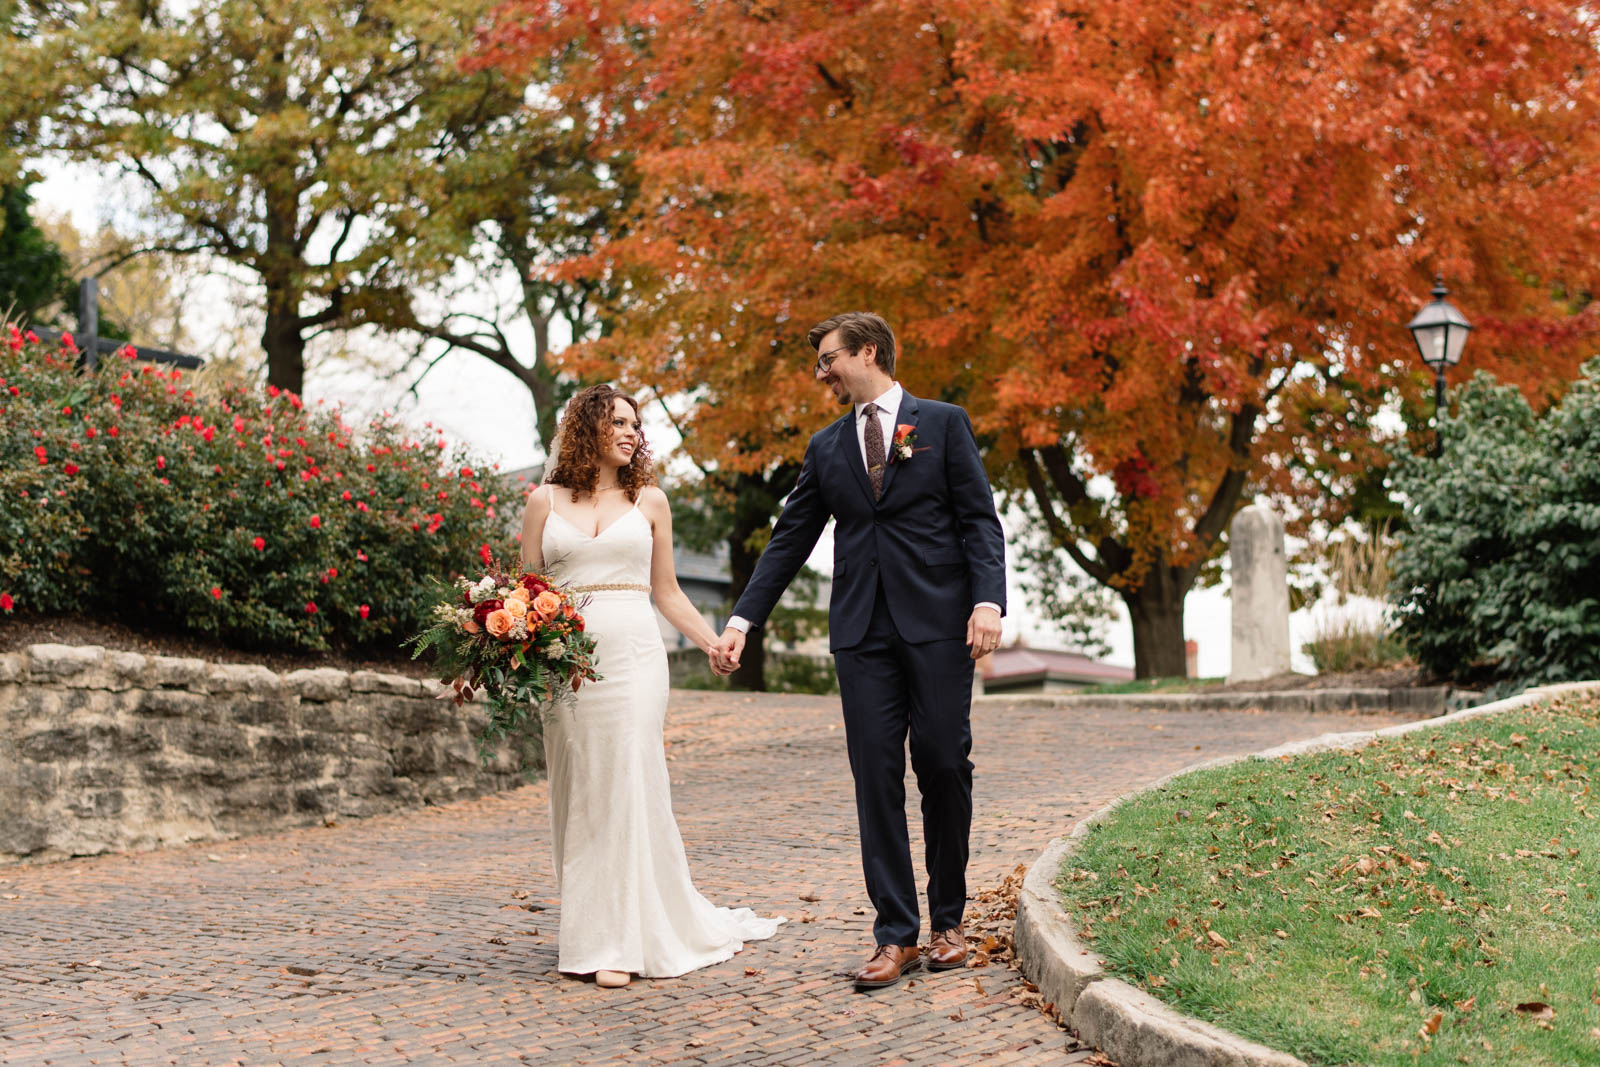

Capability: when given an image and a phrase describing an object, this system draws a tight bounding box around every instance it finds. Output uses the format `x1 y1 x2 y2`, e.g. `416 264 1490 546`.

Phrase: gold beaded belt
569 582 652 594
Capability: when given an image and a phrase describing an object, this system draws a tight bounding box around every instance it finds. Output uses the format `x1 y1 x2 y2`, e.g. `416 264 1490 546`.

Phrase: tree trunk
262 292 305 395
726 504 767 692
1121 569 1188 679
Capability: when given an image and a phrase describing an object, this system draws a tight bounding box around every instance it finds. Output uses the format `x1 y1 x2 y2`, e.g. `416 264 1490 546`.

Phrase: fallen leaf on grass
1516 1002 1555 1020
1206 930 1230 949
1422 1011 1443 1035
1454 995 1476 1013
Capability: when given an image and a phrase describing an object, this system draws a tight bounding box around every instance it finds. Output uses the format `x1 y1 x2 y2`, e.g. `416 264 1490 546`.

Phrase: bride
519 384 783 988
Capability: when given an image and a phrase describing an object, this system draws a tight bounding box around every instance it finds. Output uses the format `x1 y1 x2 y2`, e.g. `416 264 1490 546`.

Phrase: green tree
0 180 71 323
10 0 605 436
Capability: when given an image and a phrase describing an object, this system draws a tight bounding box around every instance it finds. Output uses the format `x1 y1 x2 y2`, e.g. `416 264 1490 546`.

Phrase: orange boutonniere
889 424 922 463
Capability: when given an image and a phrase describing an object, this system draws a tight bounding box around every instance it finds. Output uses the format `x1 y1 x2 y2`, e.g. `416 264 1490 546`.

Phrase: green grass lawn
1075 675 1226 695
1057 691 1600 1066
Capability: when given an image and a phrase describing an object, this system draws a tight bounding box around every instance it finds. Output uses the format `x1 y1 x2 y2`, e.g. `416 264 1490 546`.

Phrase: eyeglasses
814 345 851 375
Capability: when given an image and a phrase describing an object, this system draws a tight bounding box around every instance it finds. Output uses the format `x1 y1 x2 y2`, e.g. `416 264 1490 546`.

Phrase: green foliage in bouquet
0 327 529 652
1389 359 1600 696
407 558 600 769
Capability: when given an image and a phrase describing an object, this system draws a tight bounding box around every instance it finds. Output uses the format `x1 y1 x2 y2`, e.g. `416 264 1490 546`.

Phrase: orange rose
485 609 514 638
506 586 531 604
533 590 562 619
503 597 528 619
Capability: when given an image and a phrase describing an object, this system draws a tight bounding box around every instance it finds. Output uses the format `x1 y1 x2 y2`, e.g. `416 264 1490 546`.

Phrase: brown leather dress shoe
926 926 968 971
853 944 921 990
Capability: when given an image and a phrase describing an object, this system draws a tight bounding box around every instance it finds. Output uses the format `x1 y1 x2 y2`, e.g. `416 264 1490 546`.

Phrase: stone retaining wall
0 643 523 864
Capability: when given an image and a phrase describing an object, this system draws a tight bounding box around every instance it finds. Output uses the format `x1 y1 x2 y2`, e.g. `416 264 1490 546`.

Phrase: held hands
708 627 746 676
966 605 1002 661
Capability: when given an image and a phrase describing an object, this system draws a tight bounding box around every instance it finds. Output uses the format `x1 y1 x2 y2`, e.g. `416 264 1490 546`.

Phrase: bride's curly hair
544 384 656 501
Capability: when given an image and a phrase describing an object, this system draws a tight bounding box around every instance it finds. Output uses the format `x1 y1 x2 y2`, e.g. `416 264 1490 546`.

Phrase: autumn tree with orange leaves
478 0 1600 677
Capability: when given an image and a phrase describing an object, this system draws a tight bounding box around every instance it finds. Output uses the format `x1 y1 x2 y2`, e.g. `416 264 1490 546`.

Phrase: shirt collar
856 382 902 420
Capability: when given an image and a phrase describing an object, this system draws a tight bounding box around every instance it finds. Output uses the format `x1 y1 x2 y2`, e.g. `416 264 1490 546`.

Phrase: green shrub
1389 358 1600 694
0 328 522 653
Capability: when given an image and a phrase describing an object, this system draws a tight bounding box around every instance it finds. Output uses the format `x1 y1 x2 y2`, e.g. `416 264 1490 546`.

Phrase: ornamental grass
1 327 523 654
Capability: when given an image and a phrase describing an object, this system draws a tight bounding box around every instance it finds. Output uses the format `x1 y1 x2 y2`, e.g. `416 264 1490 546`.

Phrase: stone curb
976 685 1454 717
1013 680 1600 1067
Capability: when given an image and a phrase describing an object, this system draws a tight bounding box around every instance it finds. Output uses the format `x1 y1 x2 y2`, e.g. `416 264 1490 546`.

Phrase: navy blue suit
731 391 1006 945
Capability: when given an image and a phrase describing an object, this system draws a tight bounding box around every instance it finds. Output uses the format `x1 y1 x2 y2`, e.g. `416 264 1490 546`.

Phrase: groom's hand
966 605 1002 660
711 627 746 675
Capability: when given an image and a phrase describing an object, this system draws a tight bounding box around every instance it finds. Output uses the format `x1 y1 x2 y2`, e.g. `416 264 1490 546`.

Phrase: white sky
30 158 1341 678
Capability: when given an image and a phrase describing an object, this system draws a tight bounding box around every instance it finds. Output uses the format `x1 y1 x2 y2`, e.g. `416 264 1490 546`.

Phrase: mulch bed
0 613 435 679
1209 665 1435 692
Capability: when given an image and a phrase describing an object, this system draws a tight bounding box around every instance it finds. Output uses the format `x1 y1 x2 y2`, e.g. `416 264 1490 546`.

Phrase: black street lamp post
1406 275 1473 458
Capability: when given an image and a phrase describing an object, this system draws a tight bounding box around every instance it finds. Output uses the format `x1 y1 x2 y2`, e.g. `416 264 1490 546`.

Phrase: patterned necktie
862 402 885 500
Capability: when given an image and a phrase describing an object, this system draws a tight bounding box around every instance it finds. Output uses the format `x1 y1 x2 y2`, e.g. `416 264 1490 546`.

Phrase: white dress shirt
726 382 998 633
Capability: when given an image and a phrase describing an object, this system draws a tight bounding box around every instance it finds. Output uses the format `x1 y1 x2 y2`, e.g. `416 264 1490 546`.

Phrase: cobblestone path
0 693 1423 1065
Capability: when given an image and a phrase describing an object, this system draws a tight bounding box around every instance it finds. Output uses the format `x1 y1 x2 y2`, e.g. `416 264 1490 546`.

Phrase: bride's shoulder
635 484 669 511
525 482 558 512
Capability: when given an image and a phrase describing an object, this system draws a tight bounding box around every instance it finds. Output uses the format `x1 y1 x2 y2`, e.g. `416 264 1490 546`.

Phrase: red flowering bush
0 327 524 653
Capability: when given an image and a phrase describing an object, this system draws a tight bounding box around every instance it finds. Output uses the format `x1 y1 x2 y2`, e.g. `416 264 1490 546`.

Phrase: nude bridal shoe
595 970 631 988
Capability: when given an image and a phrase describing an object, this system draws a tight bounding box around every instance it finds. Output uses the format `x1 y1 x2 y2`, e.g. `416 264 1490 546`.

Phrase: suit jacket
731 391 1006 651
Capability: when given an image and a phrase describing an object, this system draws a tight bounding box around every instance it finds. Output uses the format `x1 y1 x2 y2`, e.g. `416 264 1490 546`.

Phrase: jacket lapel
877 391 919 503
836 412 875 504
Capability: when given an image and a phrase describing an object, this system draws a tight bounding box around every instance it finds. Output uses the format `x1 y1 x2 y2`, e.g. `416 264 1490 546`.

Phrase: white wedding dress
539 502 783 977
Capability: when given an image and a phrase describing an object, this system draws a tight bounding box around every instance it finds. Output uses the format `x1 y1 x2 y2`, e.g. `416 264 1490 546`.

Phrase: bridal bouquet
407 556 600 767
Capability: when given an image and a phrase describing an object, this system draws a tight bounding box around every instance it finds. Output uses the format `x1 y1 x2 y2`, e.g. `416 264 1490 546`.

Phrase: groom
713 311 1006 991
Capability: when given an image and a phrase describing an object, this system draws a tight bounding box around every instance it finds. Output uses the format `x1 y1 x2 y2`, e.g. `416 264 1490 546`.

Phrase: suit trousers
832 584 975 946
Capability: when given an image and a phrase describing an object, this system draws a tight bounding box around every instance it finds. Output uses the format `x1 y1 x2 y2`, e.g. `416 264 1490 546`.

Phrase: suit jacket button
870 559 877 567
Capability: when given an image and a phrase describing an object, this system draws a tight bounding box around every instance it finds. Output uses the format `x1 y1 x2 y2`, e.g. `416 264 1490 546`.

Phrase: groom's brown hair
808 311 896 377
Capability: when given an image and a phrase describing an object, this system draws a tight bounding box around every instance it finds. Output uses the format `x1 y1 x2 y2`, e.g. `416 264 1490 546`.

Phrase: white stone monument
1229 504 1292 683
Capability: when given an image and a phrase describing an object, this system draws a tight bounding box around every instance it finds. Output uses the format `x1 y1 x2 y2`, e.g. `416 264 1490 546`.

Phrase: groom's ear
859 342 877 367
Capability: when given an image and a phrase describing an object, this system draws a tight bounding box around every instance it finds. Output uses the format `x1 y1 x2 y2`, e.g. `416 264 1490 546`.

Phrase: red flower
0 593 13 612
252 536 266 551
341 490 352 501
64 463 79 476
156 455 166 470
356 501 369 512
356 550 368 562
472 599 503 624
305 601 318 614
108 426 118 438
479 543 493 566
309 515 322 529
521 575 550 595
33 446 46 465
358 604 370 619
211 587 222 599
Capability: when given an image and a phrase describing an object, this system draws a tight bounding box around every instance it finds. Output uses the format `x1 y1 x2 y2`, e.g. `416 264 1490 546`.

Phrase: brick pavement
0 692 1426 1066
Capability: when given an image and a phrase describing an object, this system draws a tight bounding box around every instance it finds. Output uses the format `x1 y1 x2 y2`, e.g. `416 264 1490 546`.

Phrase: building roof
981 645 1134 684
